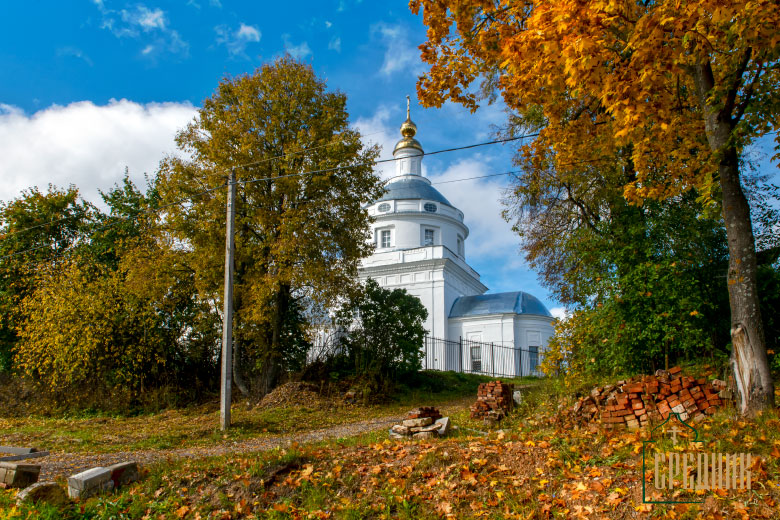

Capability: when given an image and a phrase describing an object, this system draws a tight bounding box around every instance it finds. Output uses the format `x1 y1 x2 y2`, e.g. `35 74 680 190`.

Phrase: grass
0 371 536 454
5 368 777 519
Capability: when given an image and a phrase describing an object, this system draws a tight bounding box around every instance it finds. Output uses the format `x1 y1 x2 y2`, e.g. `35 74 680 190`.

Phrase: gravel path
37 413 407 480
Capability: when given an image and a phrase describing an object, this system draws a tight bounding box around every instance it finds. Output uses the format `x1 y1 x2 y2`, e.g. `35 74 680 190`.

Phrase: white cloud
215 22 261 58
328 36 341 52
282 35 312 60
549 307 568 321
371 23 425 77
93 3 188 58
237 23 260 42
56 47 93 66
0 100 197 207
352 106 399 179
123 6 166 31
428 158 517 256
325 21 332 28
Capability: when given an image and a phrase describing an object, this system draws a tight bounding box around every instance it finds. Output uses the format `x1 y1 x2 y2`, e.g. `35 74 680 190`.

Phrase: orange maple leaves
412 0 780 205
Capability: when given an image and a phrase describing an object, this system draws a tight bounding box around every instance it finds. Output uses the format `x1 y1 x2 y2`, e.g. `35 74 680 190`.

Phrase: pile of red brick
572 367 731 430
470 380 514 419
406 406 442 421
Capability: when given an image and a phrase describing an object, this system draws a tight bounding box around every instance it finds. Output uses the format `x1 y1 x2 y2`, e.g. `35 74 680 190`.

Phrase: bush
333 279 428 382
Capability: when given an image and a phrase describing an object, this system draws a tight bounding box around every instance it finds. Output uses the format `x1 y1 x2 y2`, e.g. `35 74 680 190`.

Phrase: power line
431 171 520 185
0 184 225 264
0 129 388 242
1 132 540 264
240 133 537 186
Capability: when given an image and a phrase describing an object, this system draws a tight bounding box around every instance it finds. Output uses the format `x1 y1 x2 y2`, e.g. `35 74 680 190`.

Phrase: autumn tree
412 0 780 413
157 57 384 396
11 178 220 406
0 187 95 371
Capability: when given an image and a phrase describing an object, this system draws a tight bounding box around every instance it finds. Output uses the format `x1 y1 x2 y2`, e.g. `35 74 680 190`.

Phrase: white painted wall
447 314 554 377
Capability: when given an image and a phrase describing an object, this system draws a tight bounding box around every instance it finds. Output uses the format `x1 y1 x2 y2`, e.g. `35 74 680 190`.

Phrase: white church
357 103 554 377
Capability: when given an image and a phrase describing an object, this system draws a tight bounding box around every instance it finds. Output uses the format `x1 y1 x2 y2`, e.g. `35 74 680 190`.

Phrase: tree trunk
231 262 250 397
232 337 250 397
691 62 775 415
258 285 290 396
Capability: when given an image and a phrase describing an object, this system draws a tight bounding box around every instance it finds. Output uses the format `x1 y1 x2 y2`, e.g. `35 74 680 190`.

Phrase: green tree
335 278 428 379
157 57 384 396
0 187 95 371
504 156 732 374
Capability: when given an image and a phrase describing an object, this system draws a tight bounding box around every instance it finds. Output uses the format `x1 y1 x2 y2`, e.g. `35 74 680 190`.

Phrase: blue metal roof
376 177 452 206
449 291 552 318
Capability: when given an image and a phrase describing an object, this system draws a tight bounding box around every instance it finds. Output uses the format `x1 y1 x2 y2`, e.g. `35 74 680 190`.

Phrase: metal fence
423 335 541 378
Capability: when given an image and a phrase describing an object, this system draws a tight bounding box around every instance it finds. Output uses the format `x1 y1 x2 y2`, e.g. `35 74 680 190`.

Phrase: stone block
0 462 40 488
513 391 523 406
67 467 113 499
413 431 437 440
16 481 69 506
107 462 139 487
402 417 433 428
434 417 451 436
391 425 410 436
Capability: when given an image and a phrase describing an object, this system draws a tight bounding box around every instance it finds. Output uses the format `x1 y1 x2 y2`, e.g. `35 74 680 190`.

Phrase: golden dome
400 118 417 138
393 95 423 155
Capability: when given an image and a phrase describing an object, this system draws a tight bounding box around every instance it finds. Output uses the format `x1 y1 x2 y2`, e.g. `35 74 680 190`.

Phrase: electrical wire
1 132 541 264
0 129 388 242
240 134 537 186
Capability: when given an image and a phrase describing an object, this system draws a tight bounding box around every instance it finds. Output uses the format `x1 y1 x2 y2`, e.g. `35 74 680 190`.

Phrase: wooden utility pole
220 168 236 431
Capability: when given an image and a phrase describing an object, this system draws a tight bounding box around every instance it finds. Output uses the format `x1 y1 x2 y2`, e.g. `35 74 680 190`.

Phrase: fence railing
423 335 542 378
308 331 543 378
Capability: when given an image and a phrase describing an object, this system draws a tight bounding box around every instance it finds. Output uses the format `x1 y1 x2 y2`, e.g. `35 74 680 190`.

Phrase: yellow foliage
15 255 168 399
411 0 780 205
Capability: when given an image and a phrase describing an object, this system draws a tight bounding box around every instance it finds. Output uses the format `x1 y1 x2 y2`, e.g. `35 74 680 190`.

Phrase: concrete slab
67 467 113 499
107 462 139 487
0 462 41 488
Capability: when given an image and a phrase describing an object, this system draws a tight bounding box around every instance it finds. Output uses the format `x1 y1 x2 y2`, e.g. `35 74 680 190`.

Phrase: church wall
447 314 519 375
390 219 423 249
513 316 555 376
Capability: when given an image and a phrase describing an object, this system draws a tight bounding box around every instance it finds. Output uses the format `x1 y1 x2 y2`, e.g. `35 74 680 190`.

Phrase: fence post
520 347 523 377
459 336 463 373
491 342 495 377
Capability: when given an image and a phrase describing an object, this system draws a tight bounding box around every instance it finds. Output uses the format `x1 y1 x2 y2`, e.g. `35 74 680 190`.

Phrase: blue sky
1 1 778 318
